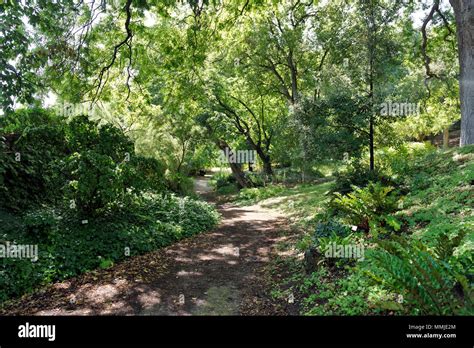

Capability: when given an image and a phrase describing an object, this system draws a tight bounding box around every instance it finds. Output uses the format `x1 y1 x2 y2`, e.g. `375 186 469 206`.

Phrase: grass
237 181 334 230
396 145 474 261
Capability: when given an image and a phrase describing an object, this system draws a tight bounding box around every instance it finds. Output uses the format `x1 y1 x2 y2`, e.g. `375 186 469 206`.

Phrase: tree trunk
216 140 252 189
244 134 273 176
367 0 376 171
369 114 374 171
443 126 450 149
450 0 474 146
262 159 273 176
254 146 273 175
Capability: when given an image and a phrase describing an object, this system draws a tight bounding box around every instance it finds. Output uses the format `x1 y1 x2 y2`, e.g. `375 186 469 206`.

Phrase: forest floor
0 176 299 315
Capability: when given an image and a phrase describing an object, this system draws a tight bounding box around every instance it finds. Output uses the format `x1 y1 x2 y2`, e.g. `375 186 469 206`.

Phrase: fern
363 236 472 315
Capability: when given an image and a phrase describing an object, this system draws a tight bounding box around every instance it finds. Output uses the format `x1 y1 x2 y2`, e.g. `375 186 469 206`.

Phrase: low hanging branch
93 0 133 102
421 0 440 81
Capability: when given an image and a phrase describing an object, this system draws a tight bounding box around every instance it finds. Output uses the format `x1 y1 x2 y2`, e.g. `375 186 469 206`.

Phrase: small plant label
178 294 185 305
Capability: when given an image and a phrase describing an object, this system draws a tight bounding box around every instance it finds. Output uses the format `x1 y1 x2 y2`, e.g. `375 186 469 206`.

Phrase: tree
421 0 473 146
0 0 76 111
196 112 253 188
449 0 474 145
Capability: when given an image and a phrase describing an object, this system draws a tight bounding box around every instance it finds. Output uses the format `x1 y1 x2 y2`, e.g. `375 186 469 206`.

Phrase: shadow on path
0 177 291 316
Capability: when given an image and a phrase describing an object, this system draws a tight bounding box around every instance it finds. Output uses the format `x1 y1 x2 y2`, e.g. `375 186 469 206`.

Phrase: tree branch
421 0 440 80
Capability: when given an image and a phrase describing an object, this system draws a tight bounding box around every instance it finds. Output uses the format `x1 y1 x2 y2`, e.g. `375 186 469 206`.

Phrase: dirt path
193 175 213 195
0 177 293 316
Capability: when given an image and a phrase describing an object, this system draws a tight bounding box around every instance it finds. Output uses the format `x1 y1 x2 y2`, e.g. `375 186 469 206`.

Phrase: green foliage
0 1 77 111
237 184 286 203
378 142 435 173
165 172 194 196
0 109 67 210
287 94 369 167
331 182 401 233
0 193 219 303
244 172 267 187
313 220 352 240
304 220 352 256
0 108 221 304
362 236 472 315
301 267 373 316
0 110 167 214
210 172 236 190
0 0 469 318
185 144 217 175
242 146 473 316
216 184 239 195
22 208 60 243
64 150 126 215
122 155 166 193
62 116 143 214
332 162 390 195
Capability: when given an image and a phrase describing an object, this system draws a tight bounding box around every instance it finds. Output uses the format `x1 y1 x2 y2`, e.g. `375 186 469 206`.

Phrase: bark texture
450 0 474 145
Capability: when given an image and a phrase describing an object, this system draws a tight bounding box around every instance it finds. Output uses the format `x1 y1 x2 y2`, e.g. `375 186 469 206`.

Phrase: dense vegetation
0 0 472 315
0 109 219 303
233 143 473 315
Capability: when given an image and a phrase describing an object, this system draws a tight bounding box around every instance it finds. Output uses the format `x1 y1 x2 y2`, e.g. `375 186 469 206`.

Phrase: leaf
385 216 401 231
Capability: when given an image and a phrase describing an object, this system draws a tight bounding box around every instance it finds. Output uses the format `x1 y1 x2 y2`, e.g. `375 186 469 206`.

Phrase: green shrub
362 236 472 315
66 116 134 161
245 172 266 187
303 268 373 315
0 111 67 211
303 220 362 268
216 184 239 195
331 182 401 233
165 172 195 196
332 163 389 195
376 142 436 181
237 184 285 203
210 172 236 189
0 193 220 304
122 155 166 193
22 208 60 243
63 150 126 215
0 110 167 215
313 220 352 240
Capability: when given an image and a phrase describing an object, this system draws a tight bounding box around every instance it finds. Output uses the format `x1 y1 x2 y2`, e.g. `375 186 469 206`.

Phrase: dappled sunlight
0 196 290 316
